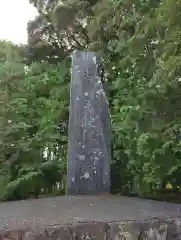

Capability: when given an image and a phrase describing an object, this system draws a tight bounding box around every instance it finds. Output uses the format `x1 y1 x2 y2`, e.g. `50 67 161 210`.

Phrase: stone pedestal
0 196 181 240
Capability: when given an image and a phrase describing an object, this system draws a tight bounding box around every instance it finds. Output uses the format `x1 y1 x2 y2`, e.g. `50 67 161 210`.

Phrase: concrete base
0 196 181 239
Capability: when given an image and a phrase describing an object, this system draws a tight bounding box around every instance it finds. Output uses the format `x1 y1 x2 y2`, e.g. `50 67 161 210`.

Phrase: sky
0 0 37 44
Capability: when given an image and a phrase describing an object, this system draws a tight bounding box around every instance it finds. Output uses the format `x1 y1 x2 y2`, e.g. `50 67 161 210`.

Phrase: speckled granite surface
0 196 181 239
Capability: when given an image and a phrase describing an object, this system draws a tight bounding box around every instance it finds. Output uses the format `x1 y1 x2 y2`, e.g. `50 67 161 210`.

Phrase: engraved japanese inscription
67 51 111 195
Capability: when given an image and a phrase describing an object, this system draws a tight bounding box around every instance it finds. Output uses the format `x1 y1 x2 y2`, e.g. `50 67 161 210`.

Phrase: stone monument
67 51 111 195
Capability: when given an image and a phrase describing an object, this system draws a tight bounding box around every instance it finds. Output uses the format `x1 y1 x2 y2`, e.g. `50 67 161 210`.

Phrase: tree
86 0 181 195
0 40 69 200
3 0 181 200
27 0 96 63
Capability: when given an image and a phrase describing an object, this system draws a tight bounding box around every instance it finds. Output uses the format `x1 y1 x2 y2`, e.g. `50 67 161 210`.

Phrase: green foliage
27 0 92 63
90 0 181 195
0 41 69 200
1 0 181 201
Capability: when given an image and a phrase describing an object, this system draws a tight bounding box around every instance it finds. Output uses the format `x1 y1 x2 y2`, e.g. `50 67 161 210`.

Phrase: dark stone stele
67 51 111 195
